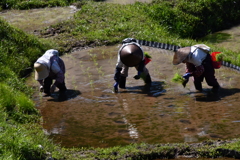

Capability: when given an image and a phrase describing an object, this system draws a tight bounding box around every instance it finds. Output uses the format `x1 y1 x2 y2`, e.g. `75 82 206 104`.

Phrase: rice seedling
171 73 185 84
216 53 224 62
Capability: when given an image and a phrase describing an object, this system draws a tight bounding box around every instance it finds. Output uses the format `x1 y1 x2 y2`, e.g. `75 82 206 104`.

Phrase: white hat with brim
172 47 191 65
34 63 49 80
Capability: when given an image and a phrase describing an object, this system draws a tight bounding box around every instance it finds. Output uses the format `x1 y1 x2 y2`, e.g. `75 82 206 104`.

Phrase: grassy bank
0 0 104 10
1 0 240 159
38 0 240 65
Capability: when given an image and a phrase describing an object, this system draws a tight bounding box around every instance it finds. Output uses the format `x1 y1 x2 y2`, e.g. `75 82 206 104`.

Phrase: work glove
39 85 44 92
134 71 142 80
182 73 192 88
182 79 189 88
50 84 56 93
183 73 192 80
113 82 119 93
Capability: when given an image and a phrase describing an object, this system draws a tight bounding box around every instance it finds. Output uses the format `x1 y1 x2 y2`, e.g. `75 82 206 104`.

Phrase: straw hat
120 44 143 67
34 63 49 80
172 47 191 65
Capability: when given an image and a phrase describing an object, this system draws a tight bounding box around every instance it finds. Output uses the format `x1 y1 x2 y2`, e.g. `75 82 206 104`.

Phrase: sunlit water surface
27 45 240 148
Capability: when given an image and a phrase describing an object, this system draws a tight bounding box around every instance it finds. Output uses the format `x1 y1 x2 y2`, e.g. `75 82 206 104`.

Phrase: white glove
39 86 44 92
50 84 56 93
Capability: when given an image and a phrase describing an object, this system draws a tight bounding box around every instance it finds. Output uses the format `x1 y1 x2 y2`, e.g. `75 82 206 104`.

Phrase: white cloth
186 45 208 67
36 49 60 74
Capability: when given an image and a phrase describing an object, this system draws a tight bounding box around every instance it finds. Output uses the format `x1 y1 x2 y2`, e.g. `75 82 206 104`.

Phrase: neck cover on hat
36 49 59 69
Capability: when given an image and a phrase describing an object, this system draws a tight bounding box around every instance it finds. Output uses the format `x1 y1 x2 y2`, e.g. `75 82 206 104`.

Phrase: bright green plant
171 73 185 84
216 53 224 62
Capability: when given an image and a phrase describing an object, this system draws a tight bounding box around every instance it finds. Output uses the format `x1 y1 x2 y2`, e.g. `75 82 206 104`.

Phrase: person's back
113 38 152 92
34 49 67 96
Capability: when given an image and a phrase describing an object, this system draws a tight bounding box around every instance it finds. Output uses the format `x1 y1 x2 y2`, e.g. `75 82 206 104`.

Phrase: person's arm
113 52 124 92
37 80 44 92
138 60 145 73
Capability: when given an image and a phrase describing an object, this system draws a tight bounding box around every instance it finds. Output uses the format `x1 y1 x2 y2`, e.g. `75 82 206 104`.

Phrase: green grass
37 0 240 67
0 0 104 10
1 0 240 159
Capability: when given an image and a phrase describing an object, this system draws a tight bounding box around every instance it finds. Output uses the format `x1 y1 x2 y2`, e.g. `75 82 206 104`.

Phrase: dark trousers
43 77 67 94
194 54 219 91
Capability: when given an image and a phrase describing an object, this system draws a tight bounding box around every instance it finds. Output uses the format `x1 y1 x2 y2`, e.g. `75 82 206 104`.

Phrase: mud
27 45 240 148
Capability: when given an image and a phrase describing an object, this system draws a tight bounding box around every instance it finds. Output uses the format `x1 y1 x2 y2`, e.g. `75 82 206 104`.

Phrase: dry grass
0 6 77 33
213 25 240 52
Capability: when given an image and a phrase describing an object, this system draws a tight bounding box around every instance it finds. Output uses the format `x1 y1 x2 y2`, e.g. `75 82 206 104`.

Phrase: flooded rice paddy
28 45 240 148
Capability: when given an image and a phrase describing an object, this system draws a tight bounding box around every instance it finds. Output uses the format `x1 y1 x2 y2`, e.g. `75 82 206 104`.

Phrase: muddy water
28 45 240 148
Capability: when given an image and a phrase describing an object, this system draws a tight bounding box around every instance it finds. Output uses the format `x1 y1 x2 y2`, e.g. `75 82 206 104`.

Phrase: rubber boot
43 77 52 96
119 76 126 89
144 74 152 84
194 81 202 92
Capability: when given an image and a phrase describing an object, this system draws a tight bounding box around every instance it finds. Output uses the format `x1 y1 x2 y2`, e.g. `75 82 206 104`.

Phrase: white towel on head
36 49 59 70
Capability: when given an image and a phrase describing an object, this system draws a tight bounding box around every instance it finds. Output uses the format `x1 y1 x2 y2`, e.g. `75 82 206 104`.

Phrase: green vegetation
0 0 104 10
38 0 240 66
171 73 185 84
216 53 224 62
144 52 152 59
1 0 240 159
0 18 63 159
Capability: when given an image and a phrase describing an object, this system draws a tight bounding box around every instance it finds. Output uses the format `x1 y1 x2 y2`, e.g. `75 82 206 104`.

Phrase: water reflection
28 45 240 148
121 98 139 139
184 135 198 142
123 117 139 139
47 89 81 102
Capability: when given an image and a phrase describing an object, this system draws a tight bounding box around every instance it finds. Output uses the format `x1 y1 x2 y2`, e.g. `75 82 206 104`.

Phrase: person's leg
119 76 126 89
43 77 52 95
136 66 152 84
56 81 67 101
142 67 152 84
204 70 220 93
202 55 220 93
193 75 203 91
56 81 67 92
119 65 128 89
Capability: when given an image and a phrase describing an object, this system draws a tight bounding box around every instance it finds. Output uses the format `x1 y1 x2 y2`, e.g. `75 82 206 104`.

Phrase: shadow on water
187 87 240 102
27 45 240 148
48 89 81 102
119 81 166 97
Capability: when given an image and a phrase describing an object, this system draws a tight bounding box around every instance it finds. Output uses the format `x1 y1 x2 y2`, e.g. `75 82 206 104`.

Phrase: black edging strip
137 39 240 72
